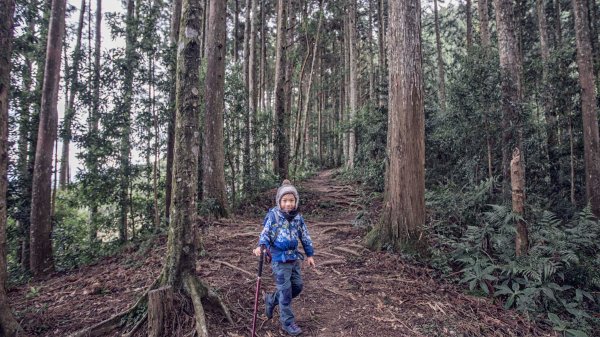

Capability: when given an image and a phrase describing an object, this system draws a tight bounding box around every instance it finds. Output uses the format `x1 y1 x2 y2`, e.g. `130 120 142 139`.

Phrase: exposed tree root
70 272 233 337
319 259 346 267
184 274 209 337
332 246 361 256
321 227 339 234
68 290 150 337
314 221 353 227
228 231 259 239
183 274 234 336
316 250 344 259
123 312 147 337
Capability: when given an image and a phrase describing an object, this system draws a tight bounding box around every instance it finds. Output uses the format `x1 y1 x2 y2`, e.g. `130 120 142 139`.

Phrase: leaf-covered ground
9 170 554 336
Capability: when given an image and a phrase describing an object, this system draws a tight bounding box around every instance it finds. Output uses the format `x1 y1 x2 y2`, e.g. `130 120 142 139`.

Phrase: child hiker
253 179 316 336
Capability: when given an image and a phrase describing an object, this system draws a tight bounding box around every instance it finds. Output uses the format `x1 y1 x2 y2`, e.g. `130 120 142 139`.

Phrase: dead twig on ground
214 260 254 277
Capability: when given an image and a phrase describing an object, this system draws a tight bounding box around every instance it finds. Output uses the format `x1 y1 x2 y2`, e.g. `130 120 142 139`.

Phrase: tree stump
510 147 528 257
148 286 173 337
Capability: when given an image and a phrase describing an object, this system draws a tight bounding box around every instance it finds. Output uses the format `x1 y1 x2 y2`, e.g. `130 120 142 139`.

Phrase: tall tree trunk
537 0 559 189
478 0 493 181
292 44 310 165
165 0 182 225
478 0 490 47
434 0 446 113
572 0 600 216
367 0 426 254
259 0 266 114
118 0 136 243
378 0 386 108
30 0 67 275
466 0 473 49
494 0 524 198
368 0 375 104
59 0 86 188
16 13 36 268
203 0 229 218
233 0 239 61
274 0 288 179
300 1 323 164
589 0 599 86
347 0 358 169
88 0 102 242
242 0 251 192
243 0 257 194
152 86 160 229
0 0 23 332
20 0 50 271
165 0 200 290
553 0 562 45
159 1 232 335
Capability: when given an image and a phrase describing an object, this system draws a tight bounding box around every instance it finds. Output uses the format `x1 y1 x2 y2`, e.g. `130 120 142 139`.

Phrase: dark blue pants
270 260 303 326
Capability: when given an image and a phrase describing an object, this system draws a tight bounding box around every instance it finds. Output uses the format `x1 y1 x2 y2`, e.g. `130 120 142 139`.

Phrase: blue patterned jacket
258 207 314 262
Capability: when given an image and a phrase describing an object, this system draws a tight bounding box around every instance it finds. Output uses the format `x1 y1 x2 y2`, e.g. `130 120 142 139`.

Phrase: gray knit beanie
276 179 299 209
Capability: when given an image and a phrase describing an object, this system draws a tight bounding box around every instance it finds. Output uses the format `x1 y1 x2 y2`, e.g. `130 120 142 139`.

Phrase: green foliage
428 191 600 335
52 189 98 270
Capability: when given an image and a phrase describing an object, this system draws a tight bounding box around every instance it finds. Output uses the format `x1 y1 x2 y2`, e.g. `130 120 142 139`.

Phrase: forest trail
10 170 551 337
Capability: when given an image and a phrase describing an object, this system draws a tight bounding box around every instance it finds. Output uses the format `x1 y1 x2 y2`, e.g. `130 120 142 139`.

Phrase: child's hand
305 256 316 268
253 246 262 256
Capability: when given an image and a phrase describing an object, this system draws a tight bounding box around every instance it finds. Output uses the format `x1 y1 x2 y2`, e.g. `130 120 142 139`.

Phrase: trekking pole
251 245 265 337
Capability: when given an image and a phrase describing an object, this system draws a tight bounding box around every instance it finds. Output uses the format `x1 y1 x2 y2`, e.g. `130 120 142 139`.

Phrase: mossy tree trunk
165 0 183 224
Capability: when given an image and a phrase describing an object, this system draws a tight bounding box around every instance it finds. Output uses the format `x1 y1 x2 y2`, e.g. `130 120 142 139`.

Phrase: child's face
279 193 296 212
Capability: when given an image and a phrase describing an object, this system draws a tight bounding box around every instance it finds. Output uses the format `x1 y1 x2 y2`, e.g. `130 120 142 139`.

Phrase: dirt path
9 170 552 336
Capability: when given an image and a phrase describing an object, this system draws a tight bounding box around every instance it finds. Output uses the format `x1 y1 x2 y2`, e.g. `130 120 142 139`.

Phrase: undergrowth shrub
427 183 600 336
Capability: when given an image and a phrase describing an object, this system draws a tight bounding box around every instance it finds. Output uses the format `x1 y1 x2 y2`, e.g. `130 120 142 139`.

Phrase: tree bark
466 0 473 49
243 0 257 194
478 0 490 47
493 0 523 198
511 148 528 256
368 0 375 103
378 0 387 108
572 0 600 216
30 0 67 275
88 0 102 242
162 0 202 289
147 286 173 337
274 0 288 179
367 0 426 254
59 0 86 188
233 0 239 61
433 0 446 113
536 0 559 189
203 0 229 218
117 0 137 243
347 0 358 169
1 0 23 332
165 0 183 225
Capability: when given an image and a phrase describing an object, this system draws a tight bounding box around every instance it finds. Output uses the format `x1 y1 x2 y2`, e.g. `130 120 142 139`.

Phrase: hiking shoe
282 323 302 336
264 293 275 319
